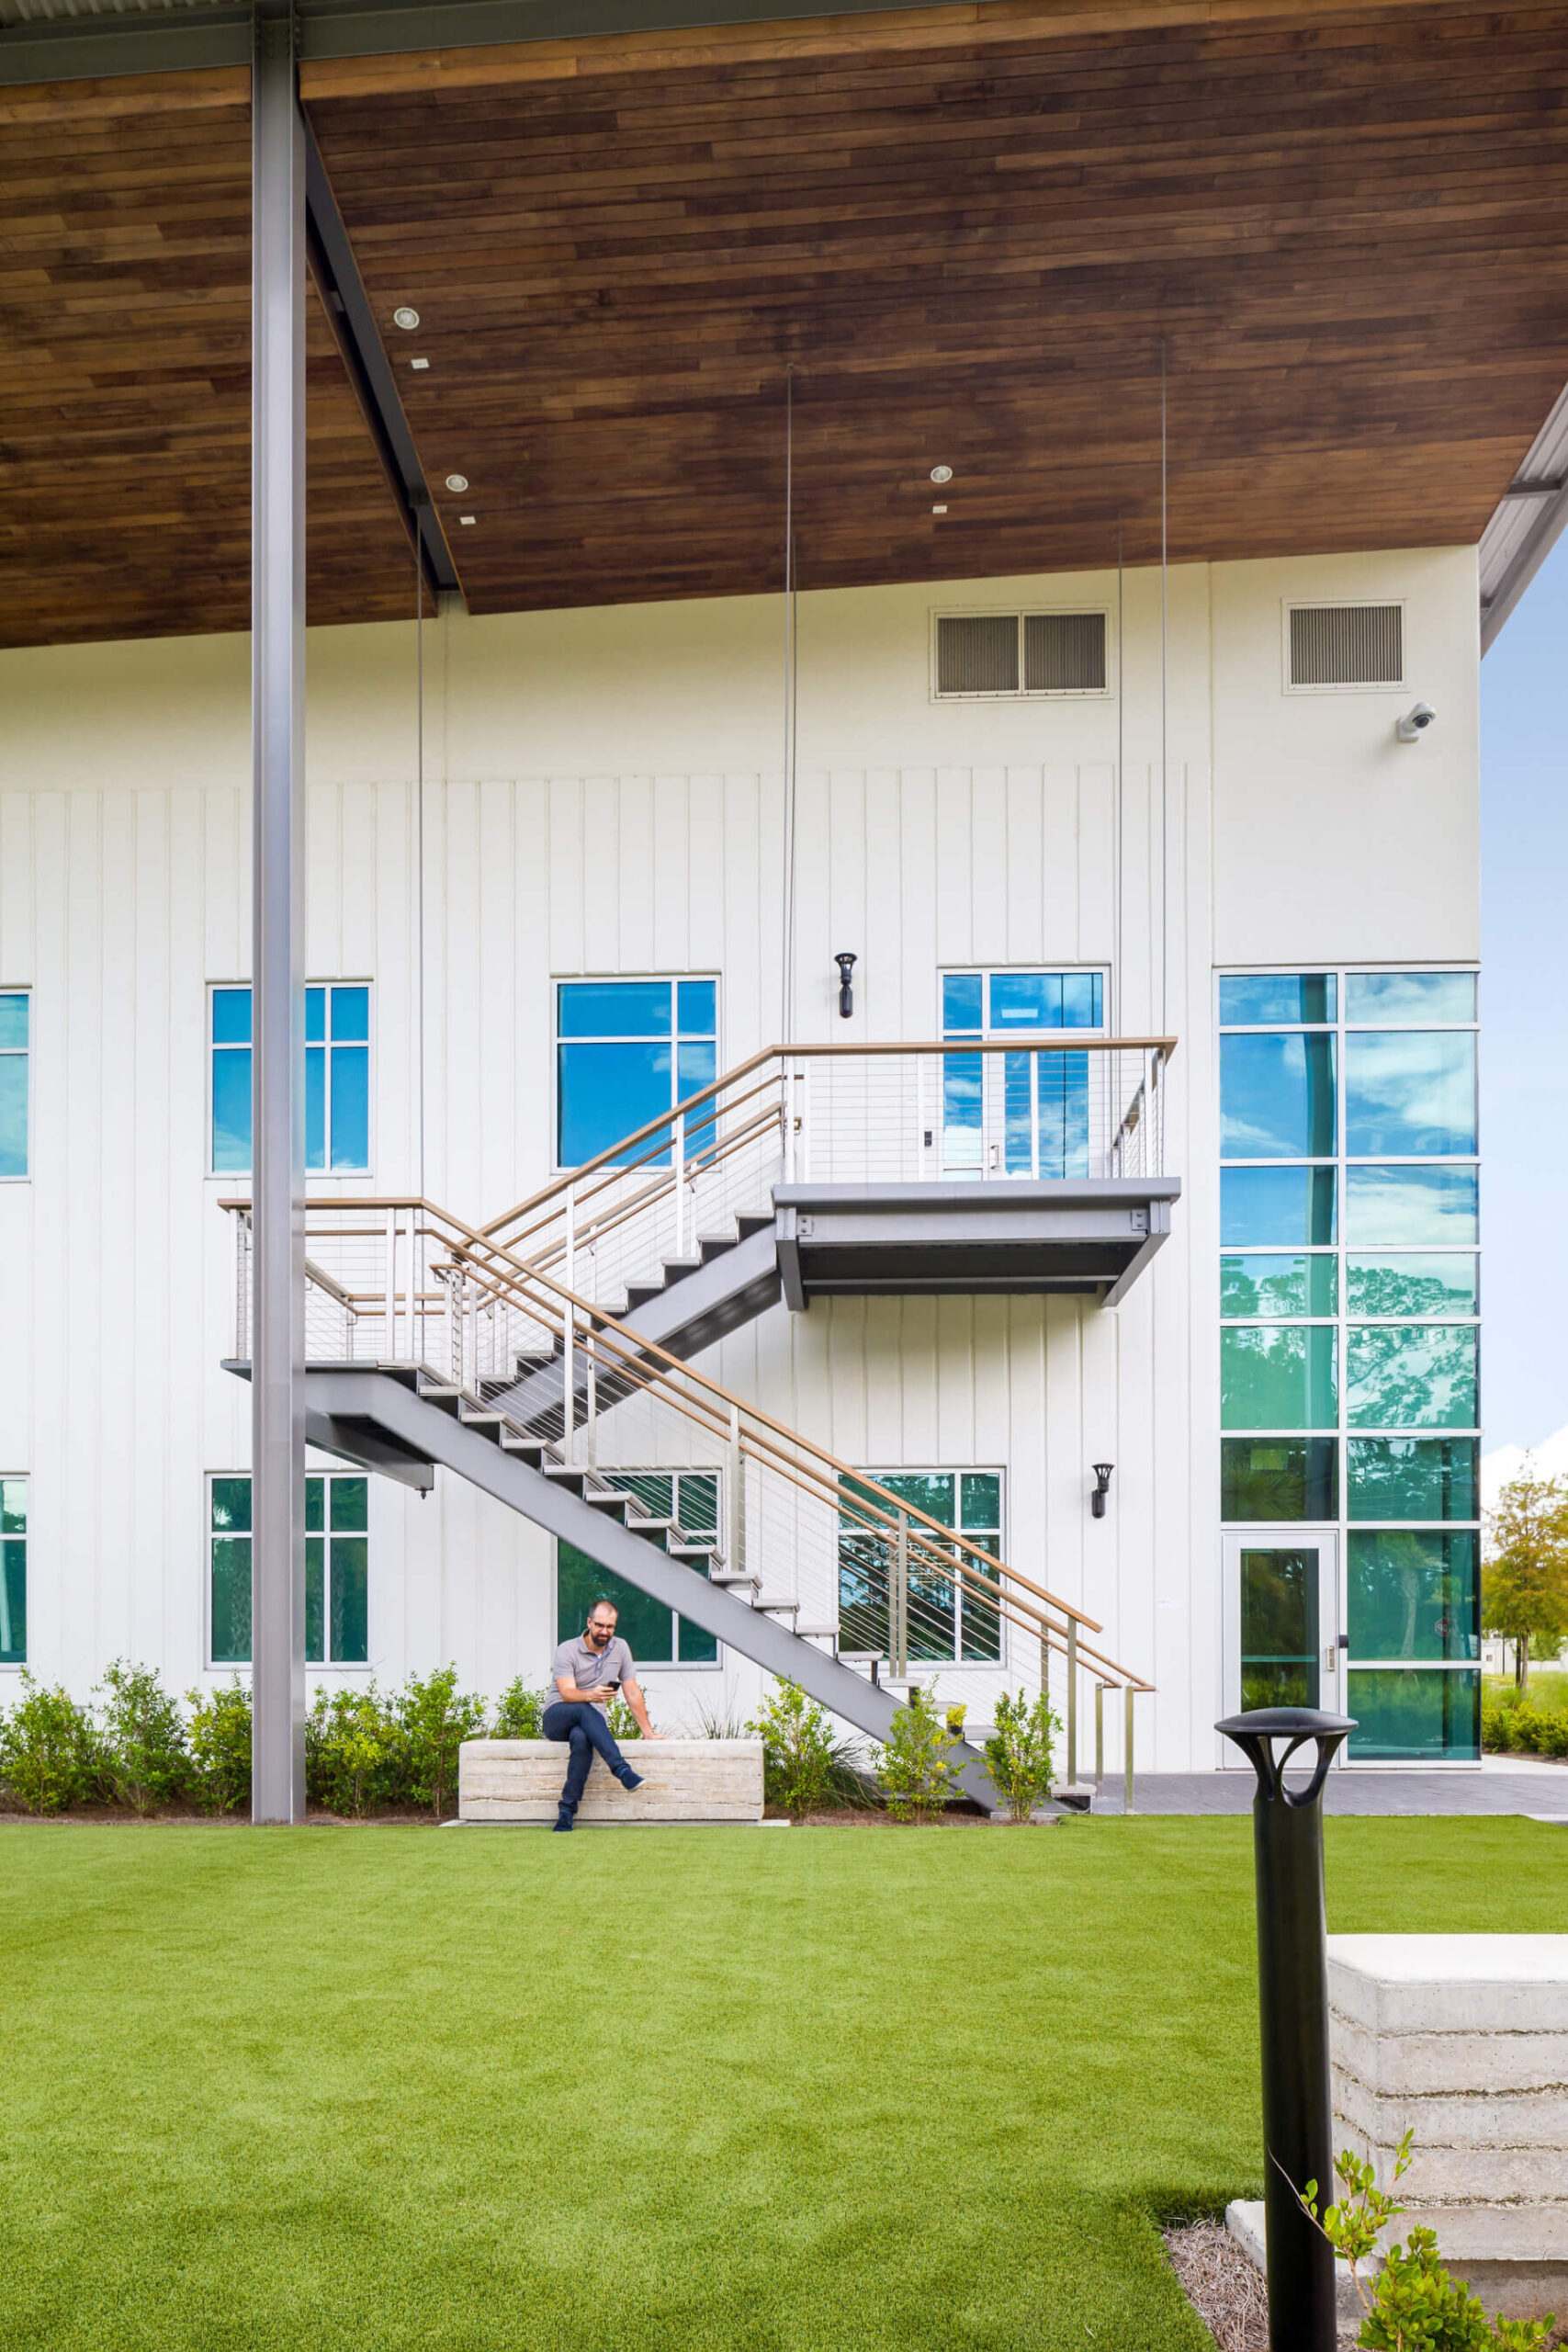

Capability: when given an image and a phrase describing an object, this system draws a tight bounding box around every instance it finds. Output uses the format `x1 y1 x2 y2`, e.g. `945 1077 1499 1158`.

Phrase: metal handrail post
1066 1617 1078 1786
1124 1686 1135 1815
728 1403 744 1574
384 1206 398 1363
1095 1681 1104 1792
562 1192 576 1463
672 1110 686 1257
892 1510 908 1679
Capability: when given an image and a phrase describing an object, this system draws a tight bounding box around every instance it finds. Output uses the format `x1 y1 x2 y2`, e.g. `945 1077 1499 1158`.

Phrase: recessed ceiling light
931 503 948 514
458 515 476 526
930 464 953 485
410 357 430 371
393 306 420 331
446 474 468 492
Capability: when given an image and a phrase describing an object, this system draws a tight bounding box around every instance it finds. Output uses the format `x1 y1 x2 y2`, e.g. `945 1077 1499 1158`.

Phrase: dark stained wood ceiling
304 0 1568 613
6 0 1568 645
0 70 425 649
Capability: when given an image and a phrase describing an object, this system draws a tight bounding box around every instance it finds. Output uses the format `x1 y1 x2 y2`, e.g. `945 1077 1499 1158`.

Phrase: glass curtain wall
1219 971 1481 1760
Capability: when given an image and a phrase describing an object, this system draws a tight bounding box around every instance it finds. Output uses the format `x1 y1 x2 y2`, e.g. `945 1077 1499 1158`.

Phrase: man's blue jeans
542 1701 634 1818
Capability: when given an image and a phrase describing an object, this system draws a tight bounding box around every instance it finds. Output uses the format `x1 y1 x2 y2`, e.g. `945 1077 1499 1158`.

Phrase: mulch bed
1163 2220 1567 2350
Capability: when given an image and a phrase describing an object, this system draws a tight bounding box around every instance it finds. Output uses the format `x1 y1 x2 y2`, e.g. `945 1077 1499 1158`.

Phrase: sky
1479 533 1568 1450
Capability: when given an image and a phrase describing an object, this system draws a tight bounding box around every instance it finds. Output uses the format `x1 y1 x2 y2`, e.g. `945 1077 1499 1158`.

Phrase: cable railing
476 1035 1174 1326
223 1192 1153 1717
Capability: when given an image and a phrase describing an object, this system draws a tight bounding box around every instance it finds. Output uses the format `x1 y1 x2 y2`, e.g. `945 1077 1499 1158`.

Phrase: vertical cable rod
780 365 798 1044
1159 336 1169 1034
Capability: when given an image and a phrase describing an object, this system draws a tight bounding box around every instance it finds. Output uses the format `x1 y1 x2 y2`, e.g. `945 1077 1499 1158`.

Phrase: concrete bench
1230 1933 1568 2323
458 1736 765 1825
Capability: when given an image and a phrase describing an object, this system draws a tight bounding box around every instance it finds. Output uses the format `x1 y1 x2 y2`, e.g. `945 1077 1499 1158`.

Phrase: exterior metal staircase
225 1035 1168 1794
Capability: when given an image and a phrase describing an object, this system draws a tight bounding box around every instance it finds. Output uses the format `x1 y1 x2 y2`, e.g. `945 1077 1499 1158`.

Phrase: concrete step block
459 1736 764 1824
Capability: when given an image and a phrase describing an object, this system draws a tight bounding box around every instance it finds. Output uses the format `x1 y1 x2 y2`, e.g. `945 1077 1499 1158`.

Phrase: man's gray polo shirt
548 1634 635 1717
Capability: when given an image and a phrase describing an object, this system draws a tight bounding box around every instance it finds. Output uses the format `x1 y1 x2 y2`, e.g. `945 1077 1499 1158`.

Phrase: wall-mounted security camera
1396 701 1438 742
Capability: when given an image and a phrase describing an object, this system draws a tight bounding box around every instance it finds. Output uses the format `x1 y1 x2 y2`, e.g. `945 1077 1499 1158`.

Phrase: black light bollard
1215 1707 1355 2352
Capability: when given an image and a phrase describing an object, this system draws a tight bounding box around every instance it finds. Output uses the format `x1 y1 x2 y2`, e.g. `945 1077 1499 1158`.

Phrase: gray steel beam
250 0 309 1826
303 126 460 597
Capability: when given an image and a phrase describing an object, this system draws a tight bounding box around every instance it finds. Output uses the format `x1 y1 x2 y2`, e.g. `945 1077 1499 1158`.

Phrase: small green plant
186 1679 252 1814
874 1683 964 1822
983 1688 1060 1823
491 1679 548 1739
945 1702 966 1738
0 1672 99 1813
390 1666 488 1818
1299 2130 1555 2351
747 1678 839 1817
309 1684 393 1817
605 1693 643 1745
96 1660 188 1815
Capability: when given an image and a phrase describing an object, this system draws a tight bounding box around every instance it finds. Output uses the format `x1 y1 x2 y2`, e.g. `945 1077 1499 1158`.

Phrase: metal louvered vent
936 611 1108 697
1289 604 1404 688
936 614 1020 695
1024 610 1107 692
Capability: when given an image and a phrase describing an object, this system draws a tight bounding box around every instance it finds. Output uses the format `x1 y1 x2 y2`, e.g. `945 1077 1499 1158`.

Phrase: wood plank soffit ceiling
5 0 1568 646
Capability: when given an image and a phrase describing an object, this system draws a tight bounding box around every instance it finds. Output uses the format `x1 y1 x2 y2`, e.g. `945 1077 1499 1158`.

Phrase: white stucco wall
0 546 1481 1765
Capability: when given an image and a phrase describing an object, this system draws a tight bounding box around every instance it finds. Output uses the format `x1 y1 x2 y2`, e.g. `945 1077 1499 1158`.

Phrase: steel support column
250 0 308 1825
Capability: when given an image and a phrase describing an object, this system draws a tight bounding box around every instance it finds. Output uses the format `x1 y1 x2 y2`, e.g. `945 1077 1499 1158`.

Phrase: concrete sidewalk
1087 1758 1568 1816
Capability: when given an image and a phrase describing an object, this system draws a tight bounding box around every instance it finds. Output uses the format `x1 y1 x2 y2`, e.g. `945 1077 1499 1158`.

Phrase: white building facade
0 542 1483 1770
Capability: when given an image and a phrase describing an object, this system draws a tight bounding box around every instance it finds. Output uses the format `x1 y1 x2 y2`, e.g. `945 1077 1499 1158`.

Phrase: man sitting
543 1598 662 1831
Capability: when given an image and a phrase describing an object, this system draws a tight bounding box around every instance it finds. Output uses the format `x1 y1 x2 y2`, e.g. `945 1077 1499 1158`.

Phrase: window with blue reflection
1346 1255 1476 1317
1346 1325 1477 1430
1346 1032 1475 1157
212 984 370 1175
1218 974 1336 1025
1221 1253 1337 1318
1221 1167 1337 1247
0 1476 26 1664
0 990 29 1181
556 978 719 1169
1346 972 1475 1024
1221 1033 1336 1159
1345 1166 1477 1246
941 969 1102 1178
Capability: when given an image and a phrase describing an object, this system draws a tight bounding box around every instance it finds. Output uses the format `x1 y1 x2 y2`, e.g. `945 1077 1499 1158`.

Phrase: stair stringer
303 1365 1000 1814
486 1222 782 1434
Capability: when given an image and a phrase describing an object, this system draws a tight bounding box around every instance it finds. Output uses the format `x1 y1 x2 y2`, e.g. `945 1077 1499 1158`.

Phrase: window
209 985 371 1176
0 992 28 1180
1285 603 1404 690
556 979 717 1169
933 610 1109 698
209 1473 369 1665
1219 969 1481 1761
555 1472 718 1665
1 1478 25 1664
838 1472 1003 1664
941 969 1104 1179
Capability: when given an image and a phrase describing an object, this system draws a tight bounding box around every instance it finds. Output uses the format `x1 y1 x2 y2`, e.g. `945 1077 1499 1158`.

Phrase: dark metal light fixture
834 951 857 1019
1091 1462 1114 1518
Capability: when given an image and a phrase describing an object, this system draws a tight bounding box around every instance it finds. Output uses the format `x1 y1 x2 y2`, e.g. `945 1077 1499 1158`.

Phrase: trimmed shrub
747 1679 839 1818
491 1679 548 1739
186 1679 253 1815
0 1672 99 1814
390 1666 487 1818
308 1684 393 1817
874 1684 964 1822
984 1689 1060 1823
96 1660 188 1815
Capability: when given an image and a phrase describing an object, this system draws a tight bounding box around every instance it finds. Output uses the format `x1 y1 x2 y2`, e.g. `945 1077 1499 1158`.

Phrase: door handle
1324 1647 1337 1673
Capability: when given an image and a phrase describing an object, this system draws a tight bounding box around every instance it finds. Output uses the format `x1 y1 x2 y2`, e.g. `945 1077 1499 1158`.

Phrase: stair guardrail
224 1191 1154 1718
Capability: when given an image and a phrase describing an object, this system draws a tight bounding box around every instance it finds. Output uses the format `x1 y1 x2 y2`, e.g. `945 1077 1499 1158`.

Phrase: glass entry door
1223 1532 1342 1753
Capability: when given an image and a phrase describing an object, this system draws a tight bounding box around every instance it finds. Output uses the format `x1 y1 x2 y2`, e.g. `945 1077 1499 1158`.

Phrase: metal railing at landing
223 1190 1155 1748
476 1035 1175 1322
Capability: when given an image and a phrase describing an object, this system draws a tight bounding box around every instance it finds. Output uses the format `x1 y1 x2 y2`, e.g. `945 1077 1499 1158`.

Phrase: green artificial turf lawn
2 1818 1563 2352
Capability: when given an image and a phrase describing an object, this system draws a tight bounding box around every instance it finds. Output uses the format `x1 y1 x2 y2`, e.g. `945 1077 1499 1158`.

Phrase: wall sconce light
1091 1463 1114 1519
834 951 858 1019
